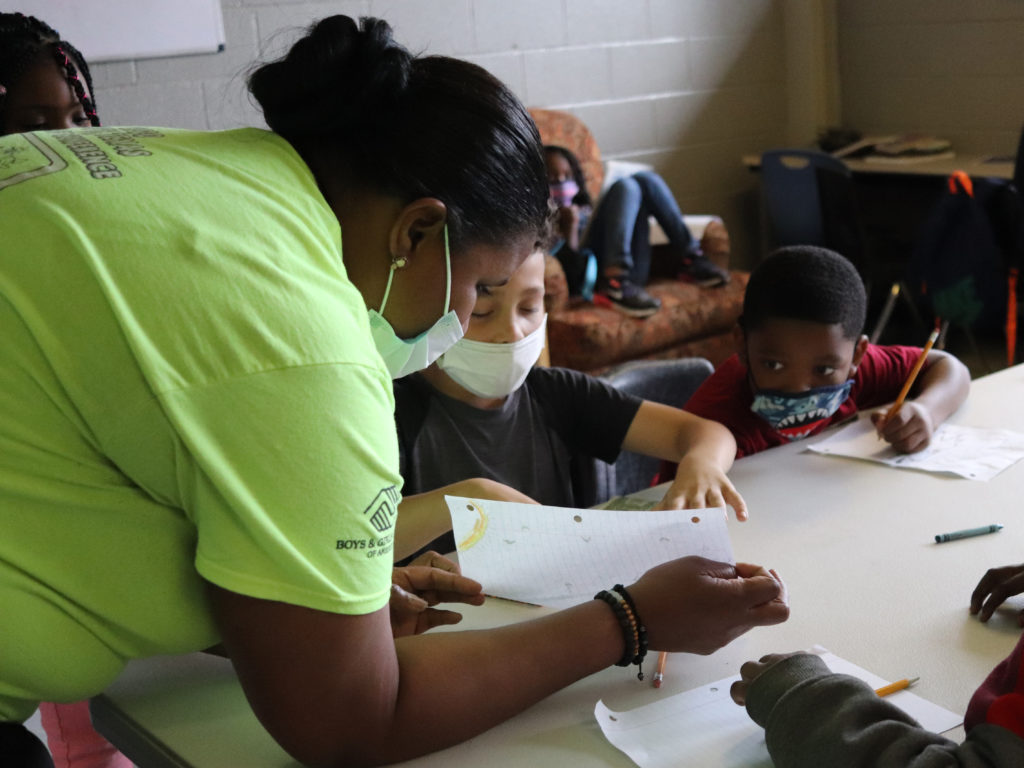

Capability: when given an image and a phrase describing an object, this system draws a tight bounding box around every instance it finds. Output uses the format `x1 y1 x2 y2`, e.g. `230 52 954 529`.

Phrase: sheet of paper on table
805 418 1024 481
595 647 963 768
446 496 733 610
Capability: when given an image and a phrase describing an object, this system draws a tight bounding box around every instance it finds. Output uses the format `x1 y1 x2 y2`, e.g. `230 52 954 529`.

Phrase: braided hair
0 12 99 128
248 15 548 252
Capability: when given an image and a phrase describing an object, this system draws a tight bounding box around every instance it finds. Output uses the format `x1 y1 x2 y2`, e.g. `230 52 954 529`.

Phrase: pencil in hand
878 328 939 433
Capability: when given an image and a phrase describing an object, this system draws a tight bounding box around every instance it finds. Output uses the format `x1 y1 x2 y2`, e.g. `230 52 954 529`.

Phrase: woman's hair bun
249 15 412 144
249 14 550 251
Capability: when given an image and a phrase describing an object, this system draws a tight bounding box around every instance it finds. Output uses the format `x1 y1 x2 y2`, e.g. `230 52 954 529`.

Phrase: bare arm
394 478 538 561
207 557 788 767
911 349 971 424
621 401 746 519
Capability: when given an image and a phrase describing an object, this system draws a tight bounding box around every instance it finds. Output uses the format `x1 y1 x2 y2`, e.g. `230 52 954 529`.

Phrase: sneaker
595 276 661 318
679 252 730 287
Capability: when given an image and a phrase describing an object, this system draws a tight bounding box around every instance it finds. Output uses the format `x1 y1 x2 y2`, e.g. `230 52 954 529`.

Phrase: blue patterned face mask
749 380 854 441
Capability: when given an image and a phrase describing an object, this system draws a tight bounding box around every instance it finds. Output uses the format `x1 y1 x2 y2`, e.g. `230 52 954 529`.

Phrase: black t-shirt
394 366 642 555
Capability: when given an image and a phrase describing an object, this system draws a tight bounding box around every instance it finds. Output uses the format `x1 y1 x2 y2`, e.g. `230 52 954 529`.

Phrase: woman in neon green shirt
0 15 789 766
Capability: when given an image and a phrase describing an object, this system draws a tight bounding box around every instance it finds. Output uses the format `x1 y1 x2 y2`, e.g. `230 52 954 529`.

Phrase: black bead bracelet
595 586 648 679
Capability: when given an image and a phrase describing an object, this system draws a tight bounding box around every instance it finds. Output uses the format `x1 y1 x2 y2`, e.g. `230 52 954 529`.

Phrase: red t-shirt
655 345 923 483
965 630 1024 738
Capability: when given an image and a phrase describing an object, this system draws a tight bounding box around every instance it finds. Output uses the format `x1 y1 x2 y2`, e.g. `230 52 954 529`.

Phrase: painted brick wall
86 0 793 267
838 0 1024 157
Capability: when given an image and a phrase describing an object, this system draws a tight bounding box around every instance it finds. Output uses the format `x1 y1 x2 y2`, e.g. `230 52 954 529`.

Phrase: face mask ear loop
378 256 403 317
442 225 453 314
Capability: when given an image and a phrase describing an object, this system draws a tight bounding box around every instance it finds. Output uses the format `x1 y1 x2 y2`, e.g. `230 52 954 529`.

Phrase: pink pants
38 701 132 768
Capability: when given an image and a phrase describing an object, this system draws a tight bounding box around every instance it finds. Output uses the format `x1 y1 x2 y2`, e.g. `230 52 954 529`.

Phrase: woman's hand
628 558 788 655
654 455 748 521
405 550 461 573
970 563 1024 625
389 564 485 637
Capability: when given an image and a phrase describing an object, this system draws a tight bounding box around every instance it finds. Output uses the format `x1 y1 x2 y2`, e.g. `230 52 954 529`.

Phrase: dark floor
872 305 1015 380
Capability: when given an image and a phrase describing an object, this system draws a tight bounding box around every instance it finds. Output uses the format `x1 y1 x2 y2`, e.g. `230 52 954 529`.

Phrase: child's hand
389 566 484 637
654 456 748 521
729 652 805 705
970 563 1024 625
871 402 935 453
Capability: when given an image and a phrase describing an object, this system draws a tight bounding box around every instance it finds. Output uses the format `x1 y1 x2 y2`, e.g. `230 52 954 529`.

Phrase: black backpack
907 171 1021 353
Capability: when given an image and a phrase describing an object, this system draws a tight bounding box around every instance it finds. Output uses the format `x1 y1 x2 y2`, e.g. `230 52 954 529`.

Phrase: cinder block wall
89 0 794 268
838 0 1024 157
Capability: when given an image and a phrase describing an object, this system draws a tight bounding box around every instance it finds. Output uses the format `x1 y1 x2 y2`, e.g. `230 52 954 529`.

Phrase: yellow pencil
652 651 668 688
874 676 919 697
880 328 939 427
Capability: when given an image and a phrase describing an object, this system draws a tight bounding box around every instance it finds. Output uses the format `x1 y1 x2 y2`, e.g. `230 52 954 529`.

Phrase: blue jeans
583 170 696 285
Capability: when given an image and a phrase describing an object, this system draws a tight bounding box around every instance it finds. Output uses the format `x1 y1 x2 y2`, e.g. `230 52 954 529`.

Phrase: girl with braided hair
0 12 99 135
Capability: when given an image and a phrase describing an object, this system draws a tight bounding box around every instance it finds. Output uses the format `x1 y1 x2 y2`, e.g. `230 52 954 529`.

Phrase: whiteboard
10 0 225 62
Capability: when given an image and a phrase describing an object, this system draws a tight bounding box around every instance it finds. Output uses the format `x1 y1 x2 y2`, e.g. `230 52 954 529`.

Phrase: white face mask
437 315 547 398
367 227 464 379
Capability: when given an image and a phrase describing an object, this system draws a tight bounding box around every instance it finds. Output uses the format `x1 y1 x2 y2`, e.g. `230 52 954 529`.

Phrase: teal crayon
934 524 1003 544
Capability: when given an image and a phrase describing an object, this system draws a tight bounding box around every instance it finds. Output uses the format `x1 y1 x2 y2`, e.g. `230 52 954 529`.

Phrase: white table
91 365 1024 767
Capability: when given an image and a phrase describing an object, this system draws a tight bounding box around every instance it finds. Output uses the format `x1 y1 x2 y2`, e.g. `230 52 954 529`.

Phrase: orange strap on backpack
947 169 1017 366
948 170 973 196
1008 267 1018 367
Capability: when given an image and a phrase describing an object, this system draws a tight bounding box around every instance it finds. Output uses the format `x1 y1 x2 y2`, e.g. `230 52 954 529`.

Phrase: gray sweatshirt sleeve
744 653 1024 768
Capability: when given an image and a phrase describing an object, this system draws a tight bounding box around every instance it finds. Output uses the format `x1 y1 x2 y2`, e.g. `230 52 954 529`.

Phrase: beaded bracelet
594 587 648 679
594 589 637 666
613 583 649 675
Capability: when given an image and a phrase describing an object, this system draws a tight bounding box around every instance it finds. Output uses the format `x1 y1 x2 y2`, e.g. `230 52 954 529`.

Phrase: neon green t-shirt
0 127 401 721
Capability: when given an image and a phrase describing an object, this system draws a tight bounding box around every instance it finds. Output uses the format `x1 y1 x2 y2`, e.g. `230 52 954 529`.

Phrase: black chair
589 357 714 501
760 149 865 263
759 148 919 342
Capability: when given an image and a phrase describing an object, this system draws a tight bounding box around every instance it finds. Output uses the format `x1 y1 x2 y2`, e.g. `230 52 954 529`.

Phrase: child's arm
871 349 971 453
394 478 539 561
621 401 747 520
731 653 1020 768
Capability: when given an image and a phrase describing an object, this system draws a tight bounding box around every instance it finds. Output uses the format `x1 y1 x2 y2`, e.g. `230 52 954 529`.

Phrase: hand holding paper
447 497 789 656
629 561 789 655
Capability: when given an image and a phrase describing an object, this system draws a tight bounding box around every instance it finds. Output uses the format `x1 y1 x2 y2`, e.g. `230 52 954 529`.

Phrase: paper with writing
595 648 962 768
805 418 1024 481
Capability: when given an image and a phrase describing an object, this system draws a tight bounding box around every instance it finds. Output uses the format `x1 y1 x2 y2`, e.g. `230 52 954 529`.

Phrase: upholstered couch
531 107 749 374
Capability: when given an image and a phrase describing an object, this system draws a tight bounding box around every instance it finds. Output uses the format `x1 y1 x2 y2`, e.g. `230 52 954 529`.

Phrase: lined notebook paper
446 497 733 610
595 648 962 768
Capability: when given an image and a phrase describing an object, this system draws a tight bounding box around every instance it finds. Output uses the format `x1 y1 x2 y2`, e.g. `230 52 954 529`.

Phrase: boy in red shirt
660 245 969 471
